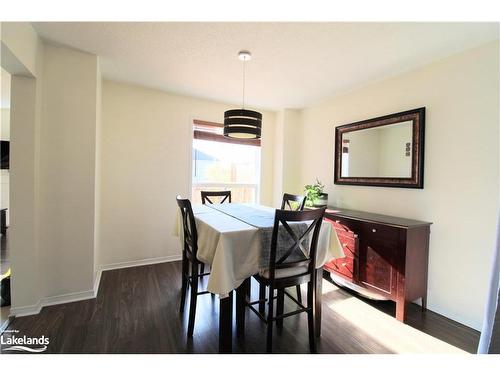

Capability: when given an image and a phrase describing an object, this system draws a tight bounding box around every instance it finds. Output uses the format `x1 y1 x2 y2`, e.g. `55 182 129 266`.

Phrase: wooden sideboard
324 207 432 323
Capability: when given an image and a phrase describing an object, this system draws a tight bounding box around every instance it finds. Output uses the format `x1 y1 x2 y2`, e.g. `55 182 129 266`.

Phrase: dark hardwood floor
0 261 480 354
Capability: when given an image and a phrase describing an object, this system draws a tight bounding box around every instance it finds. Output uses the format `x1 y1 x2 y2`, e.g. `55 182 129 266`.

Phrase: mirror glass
341 121 413 178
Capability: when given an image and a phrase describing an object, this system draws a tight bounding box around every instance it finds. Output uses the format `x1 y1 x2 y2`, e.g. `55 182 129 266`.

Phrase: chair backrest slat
281 193 306 211
268 207 326 281
201 190 232 205
176 196 198 258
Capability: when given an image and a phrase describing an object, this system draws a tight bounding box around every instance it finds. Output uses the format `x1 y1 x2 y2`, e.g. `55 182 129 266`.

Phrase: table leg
219 291 233 353
236 279 249 337
314 268 323 337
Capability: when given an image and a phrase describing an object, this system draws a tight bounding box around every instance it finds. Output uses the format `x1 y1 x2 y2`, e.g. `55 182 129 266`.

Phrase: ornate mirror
334 108 425 188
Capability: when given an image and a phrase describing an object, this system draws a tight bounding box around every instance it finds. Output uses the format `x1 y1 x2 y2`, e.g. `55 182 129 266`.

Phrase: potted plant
304 179 328 207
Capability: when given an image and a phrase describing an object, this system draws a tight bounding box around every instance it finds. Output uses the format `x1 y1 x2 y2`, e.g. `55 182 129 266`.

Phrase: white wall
9 75 41 309
282 109 302 196
99 80 276 267
1 22 39 77
38 44 99 298
1 108 10 139
272 110 285 206
1 22 43 312
272 109 303 207
94 63 102 277
2 26 103 312
1 69 11 225
296 41 500 330
1 109 10 225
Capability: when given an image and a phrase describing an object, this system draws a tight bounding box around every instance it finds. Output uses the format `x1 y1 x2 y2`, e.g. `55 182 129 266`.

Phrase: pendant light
223 50 262 139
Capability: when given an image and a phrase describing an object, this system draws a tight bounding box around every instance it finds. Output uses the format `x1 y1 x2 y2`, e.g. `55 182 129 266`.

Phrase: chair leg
179 253 188 314
296 284 302 304
246 278 251 299
307 281 317 353
187 262 199 337
266 286 274 353
259 283 266 315
200 263 205 278
276 288 284 330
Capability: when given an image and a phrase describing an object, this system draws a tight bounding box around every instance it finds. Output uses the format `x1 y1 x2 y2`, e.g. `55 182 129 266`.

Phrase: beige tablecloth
176 203 344 297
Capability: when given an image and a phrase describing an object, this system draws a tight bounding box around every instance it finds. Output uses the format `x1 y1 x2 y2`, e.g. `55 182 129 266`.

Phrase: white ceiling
32 22 499 109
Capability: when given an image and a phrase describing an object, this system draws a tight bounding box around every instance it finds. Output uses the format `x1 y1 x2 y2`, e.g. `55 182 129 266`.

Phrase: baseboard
9 254 182 318
9 301 42 317
93 268 102 297
41 288 96 308
99 254 182 272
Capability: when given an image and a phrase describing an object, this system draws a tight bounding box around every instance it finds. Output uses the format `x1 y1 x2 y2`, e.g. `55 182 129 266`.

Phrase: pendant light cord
242 56 246 109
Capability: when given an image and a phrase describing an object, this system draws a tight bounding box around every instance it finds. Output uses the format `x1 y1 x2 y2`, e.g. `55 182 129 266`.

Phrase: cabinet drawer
337 232 357 259
325 257 355 280
363 222 400 242
325 217 357 237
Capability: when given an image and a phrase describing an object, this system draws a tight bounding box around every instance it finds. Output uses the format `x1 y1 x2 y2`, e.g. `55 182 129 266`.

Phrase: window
192 120 261 204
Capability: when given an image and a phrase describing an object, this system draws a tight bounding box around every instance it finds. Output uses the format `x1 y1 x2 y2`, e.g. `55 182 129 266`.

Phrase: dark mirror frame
334 107 425 189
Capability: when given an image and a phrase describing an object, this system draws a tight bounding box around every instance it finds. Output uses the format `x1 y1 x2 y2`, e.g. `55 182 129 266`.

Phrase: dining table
176 203 344 353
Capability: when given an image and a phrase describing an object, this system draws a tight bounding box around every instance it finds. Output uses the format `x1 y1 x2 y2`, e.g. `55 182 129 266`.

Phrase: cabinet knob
372 228 377 233
342 262 347 267
335 220 340 223
343 243 347 247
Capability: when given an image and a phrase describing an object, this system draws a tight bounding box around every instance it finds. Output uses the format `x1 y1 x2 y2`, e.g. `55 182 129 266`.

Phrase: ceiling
32 22 499 110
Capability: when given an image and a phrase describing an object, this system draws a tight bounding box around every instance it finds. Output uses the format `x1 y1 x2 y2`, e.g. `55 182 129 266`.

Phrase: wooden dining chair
201 190 232 204
176 196 212 337
236 207 326 353
199 191 232 276
280 193 307 304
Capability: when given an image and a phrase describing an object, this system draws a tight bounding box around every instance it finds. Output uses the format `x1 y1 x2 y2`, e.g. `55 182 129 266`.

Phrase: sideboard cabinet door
358 223 401 298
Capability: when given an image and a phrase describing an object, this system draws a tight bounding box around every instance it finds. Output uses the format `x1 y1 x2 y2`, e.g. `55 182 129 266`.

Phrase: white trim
41 288 96 308
99 254 182 272
9 301 42 317
93 268 102 297
192 182 259 189
9 254 182 318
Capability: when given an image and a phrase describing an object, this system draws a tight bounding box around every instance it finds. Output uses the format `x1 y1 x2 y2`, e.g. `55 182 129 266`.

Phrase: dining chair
176 196 212 337
201 190 232 204
199 191 232 276
236 207 326 353
279 193 307 304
